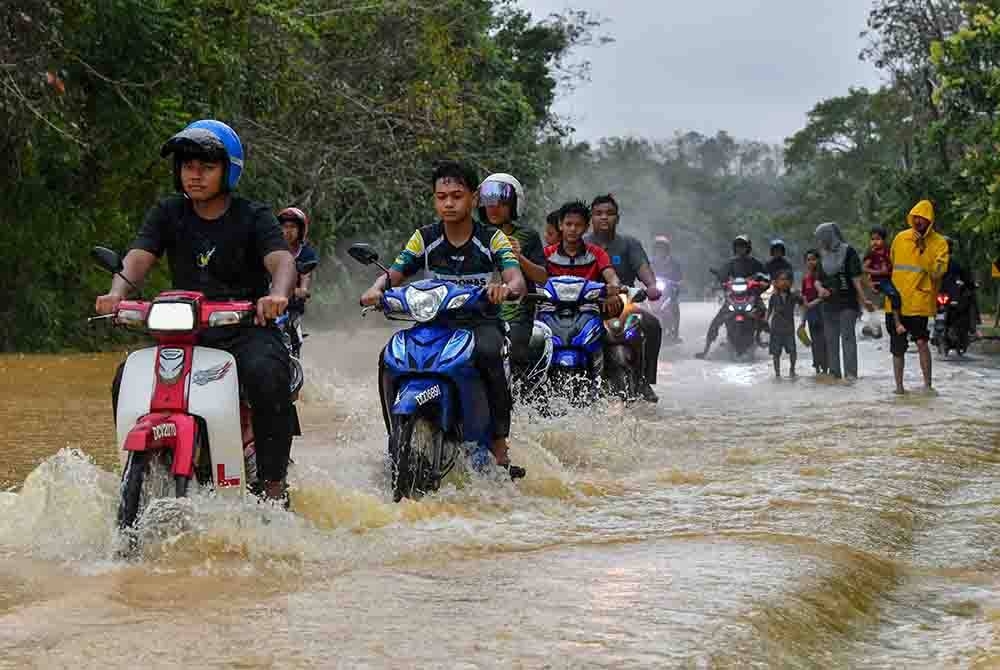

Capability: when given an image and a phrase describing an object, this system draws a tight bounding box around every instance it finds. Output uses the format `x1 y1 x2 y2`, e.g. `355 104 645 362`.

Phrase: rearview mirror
91 246 124 274
297 259 319 275
348 243 380 266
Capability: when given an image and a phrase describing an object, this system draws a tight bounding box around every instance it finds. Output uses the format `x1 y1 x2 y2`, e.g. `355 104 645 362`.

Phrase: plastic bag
797 322 811 347
861 309 883 339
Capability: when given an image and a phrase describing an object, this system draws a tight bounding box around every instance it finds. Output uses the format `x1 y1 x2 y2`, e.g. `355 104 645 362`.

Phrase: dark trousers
112 327 294 482
507 319 534 368
805 307 829 372
638 309 662 384
378 321 511 440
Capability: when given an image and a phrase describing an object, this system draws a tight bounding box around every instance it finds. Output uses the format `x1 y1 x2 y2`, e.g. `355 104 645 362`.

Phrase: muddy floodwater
1 303 998 669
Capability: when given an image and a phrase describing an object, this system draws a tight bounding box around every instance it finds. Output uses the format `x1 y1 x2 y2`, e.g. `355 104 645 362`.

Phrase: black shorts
769 332 796 356
888 314 930 356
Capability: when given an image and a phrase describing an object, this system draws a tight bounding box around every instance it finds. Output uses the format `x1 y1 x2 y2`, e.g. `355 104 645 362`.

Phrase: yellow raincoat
887 200 949 317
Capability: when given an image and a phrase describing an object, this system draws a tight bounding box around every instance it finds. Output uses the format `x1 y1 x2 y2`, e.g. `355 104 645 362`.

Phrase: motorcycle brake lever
87 314 115 323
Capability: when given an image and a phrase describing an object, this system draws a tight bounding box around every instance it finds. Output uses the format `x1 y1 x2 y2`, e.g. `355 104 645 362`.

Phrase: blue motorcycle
350 243 497 501
534 276 609 405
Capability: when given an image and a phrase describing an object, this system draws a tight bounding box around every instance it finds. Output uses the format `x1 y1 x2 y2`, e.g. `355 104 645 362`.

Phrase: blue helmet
160 119 244 192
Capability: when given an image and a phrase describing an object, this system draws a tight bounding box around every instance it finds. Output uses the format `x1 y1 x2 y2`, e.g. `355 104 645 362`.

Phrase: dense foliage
783 0 1000 267
5 0 1000 350
1 0 599 350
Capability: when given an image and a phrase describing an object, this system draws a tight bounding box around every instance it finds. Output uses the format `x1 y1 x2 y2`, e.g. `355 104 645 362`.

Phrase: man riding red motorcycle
95 119 297 505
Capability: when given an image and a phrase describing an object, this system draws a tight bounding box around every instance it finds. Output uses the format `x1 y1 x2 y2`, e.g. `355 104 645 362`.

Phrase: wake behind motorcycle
90 247 304 550
349 243 504 502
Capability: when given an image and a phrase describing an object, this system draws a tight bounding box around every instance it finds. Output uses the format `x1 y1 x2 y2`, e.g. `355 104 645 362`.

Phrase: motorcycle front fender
392 378 456 431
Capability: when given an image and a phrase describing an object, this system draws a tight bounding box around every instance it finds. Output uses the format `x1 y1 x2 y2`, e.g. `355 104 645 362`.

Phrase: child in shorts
767 269 799 378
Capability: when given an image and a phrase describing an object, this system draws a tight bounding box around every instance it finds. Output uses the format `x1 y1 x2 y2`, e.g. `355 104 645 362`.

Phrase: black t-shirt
721 255 766 281
818 247 863 310
765 256 793 281
584 233 650 287
768 290 800 335
131 195 288 301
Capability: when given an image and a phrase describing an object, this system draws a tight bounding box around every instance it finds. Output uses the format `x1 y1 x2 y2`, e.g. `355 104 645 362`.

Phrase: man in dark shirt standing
586 194 663 402
95 119 298 504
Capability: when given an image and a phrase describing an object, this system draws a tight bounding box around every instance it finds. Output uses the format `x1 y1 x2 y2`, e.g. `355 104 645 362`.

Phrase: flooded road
1 303 999 668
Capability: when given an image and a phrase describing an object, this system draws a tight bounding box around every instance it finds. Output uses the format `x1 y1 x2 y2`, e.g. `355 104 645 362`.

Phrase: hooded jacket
888 200 949 317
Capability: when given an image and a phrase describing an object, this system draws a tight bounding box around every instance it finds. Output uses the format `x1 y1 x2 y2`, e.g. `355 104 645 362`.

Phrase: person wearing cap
95 120 298 505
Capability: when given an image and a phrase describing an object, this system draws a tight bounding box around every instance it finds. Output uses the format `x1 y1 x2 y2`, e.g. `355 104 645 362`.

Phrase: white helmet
479 172 525 220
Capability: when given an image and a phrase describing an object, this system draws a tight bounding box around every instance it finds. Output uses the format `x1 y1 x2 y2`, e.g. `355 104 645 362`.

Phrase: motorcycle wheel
390 416 443 502
118 450 190 532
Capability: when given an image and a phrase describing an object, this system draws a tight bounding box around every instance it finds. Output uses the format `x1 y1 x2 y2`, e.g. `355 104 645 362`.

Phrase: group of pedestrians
784 199 949 393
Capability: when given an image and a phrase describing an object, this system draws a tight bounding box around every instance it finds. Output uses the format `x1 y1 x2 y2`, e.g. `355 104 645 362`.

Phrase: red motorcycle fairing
122 412 198 478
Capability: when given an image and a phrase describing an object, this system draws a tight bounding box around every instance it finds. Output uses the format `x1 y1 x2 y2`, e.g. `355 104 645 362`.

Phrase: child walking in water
801 250 829 374
768 269 799 378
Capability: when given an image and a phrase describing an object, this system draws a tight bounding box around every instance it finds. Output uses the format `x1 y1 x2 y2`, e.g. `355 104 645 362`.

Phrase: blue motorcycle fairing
382 321 492 457
573 316 605 351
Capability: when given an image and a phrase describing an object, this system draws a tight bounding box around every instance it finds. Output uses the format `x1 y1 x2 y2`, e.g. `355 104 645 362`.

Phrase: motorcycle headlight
553 280 584 303
405 285 448 322
147 302 196 331
728 304 736 311
446 293 472 311
732 283 748 294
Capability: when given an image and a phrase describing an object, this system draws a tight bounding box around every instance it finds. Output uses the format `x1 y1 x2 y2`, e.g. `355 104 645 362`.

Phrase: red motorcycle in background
719 274 770 357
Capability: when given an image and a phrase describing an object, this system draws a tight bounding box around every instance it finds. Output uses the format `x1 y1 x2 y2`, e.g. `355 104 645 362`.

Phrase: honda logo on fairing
193 361 233 386
415 385 441 405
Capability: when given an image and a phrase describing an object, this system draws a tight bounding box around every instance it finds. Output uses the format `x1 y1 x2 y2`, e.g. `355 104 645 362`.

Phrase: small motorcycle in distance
932 278 977 356
349 243 505 501
655 277 682 342
90 247 303 549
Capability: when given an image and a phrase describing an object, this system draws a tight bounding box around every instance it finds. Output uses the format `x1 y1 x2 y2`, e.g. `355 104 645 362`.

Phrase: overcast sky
517 0 884 144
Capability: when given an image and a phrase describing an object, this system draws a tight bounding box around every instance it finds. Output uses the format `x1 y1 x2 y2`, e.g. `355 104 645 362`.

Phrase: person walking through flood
814 222 874 380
